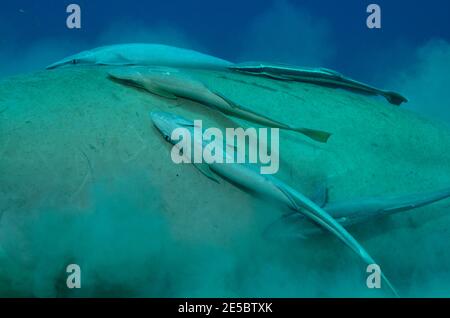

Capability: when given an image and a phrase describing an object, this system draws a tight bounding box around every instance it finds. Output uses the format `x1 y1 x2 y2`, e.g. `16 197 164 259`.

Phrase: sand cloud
238 0 335 66
388 39 450 125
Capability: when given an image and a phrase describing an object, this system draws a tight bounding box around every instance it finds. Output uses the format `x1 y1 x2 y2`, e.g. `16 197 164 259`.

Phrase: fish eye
164 135 170 141
72 59 78 64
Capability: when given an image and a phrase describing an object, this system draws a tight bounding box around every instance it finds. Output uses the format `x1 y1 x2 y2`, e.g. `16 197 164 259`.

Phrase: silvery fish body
47 43 233 70
230 61 407 105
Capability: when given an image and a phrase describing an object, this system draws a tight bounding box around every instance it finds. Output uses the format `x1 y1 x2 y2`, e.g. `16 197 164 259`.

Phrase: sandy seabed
1 66 450 297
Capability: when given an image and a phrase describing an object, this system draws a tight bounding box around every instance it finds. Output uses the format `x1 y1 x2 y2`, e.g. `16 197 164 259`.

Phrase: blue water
2 0 450 78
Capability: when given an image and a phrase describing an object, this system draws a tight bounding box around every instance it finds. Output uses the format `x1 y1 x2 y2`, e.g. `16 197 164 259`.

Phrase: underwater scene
1 0 450 298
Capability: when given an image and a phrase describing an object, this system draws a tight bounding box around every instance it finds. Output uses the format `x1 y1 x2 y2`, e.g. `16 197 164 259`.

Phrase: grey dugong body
1 66 450 296
46 43 233 70
2 66 450 238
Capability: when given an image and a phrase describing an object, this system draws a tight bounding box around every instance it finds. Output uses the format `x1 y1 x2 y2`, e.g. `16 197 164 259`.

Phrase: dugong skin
1 67 450 296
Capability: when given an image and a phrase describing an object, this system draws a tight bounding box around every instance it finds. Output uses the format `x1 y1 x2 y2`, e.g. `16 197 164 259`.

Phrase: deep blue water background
2 0 450 80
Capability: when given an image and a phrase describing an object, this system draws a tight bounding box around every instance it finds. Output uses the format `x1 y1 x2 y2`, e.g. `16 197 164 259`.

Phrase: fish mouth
108 75 145 91
149 111 167 123
149 112 171 137
107 70 146 90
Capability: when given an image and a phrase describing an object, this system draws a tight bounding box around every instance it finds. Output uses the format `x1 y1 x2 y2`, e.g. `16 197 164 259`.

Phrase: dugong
46 43 233 70
2 66 450 297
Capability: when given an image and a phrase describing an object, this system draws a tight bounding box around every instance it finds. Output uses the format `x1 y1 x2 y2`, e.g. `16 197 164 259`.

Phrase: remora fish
267 186 450 238
46 43 233 70
229 62 408 106
150 111 398 296
109 67 331 143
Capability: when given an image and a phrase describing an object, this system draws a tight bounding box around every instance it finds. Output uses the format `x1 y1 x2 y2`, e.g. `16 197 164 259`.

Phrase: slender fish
267 185 450 238
109 67 332 143
150 111 398 296
229 62 408 106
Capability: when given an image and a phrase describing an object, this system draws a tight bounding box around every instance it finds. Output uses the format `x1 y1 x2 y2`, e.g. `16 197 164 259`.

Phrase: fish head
150 111 196 144
46 50 96 69
108 68 147 89
108 67 176 91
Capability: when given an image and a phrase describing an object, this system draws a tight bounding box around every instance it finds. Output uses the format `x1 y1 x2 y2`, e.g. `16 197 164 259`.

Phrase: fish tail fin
381 272 400 298
280 185 400 296
214 89 332 143
384 91 408 106
292 127 332 143
363 253 399 297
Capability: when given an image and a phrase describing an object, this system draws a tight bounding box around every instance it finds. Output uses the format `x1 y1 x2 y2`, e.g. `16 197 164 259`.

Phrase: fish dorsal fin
274 182 302 211
318 68 343 77
312 184 328 208
193 163 220 183
212 90 241 109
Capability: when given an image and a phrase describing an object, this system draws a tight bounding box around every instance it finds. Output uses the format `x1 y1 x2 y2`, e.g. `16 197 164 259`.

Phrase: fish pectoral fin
293 127 332 143
274 185 327 233
312 184 328 208
274 183 303 212
193 163 220 183
145 84 178 100
212 90 241 109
